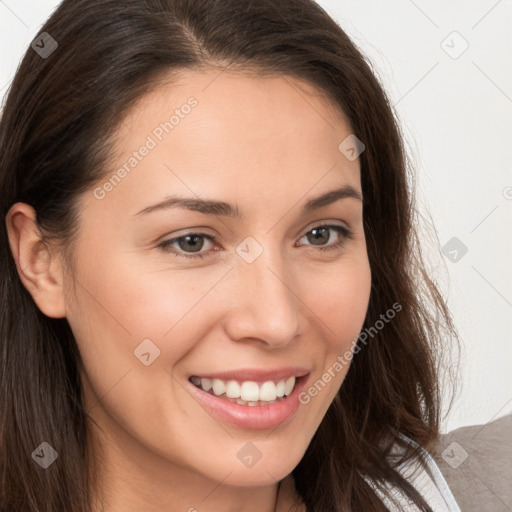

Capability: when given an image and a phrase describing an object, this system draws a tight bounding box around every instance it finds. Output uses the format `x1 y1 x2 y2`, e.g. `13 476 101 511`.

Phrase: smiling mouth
188 375 299 406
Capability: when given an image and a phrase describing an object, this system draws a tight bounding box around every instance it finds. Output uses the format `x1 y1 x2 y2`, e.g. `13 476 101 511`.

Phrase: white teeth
193 375 297 402
211 379 225 396
225 380 241 398
241 381 260 401
200 378 212 392
259 381 277 401
284 376 295 396
276 380 285 398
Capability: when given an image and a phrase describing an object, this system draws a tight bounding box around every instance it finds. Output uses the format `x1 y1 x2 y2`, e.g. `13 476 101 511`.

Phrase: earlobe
5 202 67 318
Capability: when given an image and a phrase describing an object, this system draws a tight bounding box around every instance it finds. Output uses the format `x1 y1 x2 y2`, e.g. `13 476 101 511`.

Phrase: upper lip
189 367 310 383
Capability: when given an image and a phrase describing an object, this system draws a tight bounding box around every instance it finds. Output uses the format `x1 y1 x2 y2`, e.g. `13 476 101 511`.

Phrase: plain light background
1 0 511 434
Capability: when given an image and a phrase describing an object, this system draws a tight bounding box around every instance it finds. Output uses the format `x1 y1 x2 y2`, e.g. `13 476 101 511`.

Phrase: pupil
180 235 203 253
310 227 328 245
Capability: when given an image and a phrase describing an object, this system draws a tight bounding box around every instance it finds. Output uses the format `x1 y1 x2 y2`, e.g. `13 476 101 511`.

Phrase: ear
5 202 66 318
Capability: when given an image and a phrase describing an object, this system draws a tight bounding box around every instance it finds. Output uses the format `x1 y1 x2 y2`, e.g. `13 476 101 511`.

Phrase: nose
222 248 301 348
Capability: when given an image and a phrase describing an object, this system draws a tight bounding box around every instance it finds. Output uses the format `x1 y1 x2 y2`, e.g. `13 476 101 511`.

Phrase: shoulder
365 433 462 512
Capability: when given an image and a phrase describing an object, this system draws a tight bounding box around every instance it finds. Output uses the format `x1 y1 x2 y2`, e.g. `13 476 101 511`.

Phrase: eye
297 223 354 252
158 223 354 260
158 232 215 259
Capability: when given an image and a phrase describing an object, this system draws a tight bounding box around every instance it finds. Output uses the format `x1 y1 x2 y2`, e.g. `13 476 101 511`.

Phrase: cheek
305 254 372 348
300 255 371 401
63 250 241 430
66 244 231 347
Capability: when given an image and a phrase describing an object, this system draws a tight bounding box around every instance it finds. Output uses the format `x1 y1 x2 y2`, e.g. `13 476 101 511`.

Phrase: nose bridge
224 240 300 346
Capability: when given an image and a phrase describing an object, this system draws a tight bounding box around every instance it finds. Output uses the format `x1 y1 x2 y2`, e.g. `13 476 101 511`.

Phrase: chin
207 442 306 487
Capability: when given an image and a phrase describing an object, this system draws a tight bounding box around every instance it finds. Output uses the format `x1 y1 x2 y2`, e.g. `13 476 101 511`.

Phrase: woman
0 0 461 510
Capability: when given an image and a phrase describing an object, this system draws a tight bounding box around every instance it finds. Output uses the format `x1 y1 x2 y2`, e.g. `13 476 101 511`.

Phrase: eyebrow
133 184 362 218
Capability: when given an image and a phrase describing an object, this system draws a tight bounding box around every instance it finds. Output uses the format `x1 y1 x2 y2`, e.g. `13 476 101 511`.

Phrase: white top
277 433 461 511
365 433 461 511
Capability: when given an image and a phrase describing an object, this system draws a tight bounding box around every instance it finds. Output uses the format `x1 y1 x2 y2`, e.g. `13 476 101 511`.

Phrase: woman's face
64 69 371 497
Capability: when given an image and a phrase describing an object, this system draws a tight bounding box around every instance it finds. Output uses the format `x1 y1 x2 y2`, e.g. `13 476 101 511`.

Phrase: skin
7 69 372 512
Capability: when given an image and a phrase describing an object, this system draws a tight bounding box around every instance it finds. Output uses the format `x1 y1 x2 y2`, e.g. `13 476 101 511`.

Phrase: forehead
118 67 354 156
89 69 361 220
130 67 350 126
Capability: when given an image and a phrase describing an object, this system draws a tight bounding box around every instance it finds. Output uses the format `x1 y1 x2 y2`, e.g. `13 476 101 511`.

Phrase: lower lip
187 375 309 429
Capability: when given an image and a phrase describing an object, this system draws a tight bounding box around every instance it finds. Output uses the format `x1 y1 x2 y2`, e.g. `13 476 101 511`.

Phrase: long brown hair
0 0 459 510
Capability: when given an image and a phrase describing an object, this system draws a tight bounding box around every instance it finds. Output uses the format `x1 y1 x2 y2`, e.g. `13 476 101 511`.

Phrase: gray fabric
432 413 512 512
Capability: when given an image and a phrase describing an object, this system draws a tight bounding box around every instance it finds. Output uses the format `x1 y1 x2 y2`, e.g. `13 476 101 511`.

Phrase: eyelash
157 223 354 260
